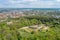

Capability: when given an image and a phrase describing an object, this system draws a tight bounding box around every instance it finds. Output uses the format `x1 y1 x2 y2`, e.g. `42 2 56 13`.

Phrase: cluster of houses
0 13 7 19
9 13 25 18
0 12 25 19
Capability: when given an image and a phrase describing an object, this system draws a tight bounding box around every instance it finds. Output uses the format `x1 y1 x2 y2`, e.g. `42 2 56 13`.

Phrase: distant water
0 8 60 10
0 8 60 13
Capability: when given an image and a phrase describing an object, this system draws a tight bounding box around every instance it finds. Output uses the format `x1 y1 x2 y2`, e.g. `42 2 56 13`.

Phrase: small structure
7 21 13 25
29 25 39 29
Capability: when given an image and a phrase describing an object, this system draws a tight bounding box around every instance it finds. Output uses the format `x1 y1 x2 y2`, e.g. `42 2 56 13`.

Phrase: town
0 9 60 19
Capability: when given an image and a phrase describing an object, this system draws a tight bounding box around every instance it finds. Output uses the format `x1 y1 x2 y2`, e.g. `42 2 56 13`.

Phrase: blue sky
0 0 60 8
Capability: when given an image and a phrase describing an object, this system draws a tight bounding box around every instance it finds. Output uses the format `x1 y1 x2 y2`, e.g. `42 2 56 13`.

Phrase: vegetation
0 16 60 40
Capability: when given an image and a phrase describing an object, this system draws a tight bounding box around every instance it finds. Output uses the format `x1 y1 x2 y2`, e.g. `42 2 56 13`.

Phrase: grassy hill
0 16 60 40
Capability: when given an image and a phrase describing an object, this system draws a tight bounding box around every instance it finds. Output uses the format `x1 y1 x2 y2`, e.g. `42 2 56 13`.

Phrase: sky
0 0 60 8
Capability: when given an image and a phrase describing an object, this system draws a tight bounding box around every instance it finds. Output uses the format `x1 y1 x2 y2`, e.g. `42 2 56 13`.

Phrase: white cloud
0 0 60 8
8 0 38 4
22 0 37 2
56 0 60 2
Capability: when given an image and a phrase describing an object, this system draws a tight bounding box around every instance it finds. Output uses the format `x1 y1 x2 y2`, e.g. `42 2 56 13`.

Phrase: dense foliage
0 16 60 40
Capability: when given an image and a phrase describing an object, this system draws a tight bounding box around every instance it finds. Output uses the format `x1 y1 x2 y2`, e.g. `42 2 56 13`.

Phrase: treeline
0 16 60 40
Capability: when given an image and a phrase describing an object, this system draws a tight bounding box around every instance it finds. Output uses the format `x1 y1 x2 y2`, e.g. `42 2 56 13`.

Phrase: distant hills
0 8 60 13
